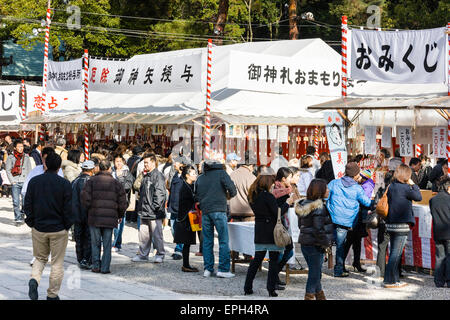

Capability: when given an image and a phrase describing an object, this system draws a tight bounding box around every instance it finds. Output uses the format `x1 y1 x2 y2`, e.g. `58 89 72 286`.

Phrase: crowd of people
0 134 448 300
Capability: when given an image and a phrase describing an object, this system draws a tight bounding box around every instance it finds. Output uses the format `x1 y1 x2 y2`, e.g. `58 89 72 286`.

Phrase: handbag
375 185 390 219
188 203 202 232
273 208 292 247
127 191 136 212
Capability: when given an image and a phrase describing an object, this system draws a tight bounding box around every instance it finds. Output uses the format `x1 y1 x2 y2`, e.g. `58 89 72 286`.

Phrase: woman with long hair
244 172 294 297
174 164 199 272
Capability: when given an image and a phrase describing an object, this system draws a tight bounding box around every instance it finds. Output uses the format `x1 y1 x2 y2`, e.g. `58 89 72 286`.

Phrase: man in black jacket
195 160 237 278
72 160 95 270
24 153 73 300
429 176 450 288
132 153 167 263
429 158 447 192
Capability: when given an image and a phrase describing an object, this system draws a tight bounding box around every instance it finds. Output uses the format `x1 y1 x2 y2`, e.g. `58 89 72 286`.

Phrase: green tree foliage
0 0 447 61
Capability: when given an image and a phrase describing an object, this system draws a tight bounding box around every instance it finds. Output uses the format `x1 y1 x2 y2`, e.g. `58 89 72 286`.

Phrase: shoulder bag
273 208 291 247
375 185 390 219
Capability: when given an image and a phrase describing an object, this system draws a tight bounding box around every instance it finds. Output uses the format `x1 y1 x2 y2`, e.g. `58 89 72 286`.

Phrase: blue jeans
170 218 184 253
384 232 408 284
11 183 24 221
89 226 113 273
113 216 125 249
334 226 349 276
202 211 230 273
301 245 324 294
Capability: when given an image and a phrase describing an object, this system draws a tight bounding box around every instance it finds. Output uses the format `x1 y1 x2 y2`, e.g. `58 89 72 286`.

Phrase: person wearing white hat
225 153 241 175
72 160 96 270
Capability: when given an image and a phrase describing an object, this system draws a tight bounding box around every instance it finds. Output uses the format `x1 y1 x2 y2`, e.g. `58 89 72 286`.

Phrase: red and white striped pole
41 8 51 113
314 127 320 159
20 80 26 121
447 22 450 175
341 16 348 98
83 49 89 160
415 144 422 158
84 126 89 161
39 125 45 141
204 39 212 160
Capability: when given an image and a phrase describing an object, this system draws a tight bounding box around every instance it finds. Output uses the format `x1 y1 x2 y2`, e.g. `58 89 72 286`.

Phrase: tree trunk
214 0 229 45
288 0 298 40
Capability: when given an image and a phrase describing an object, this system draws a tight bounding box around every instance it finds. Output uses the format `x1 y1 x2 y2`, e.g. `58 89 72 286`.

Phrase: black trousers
74 222 92 264
344 230 363 267
244 251 280 292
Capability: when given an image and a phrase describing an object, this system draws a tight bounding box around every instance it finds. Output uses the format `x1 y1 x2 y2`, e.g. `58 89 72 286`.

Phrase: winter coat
62 160 81 183
127 155 141 178
249 190 289 244
29 149 42 166
361 178 375 198
136 168 166 220
429 163 444 192
295 199 334 248
71 173 91 224
5 153 32 184
429 191 450 241
229 166 256 218
195 161 237 215
55 146 68 161
326 176 371 228
112 165 134 192
315 160 335 184
386 180 422 226
167 173 183 219
80 171 127 228
174 180 196 245
24 171 73 233
297 169 314 196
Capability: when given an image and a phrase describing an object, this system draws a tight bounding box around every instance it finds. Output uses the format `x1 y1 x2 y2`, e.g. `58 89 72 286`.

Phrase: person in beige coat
62 149 82 183
55 138 68 161
229 161 256 261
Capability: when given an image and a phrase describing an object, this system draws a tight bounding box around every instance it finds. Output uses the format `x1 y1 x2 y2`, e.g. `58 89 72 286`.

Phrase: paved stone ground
0 197 448 300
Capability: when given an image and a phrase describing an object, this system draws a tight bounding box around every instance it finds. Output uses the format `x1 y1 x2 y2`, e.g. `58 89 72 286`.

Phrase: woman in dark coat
244 172 293 297
174 165 198 272
295 179 334 300
384 164 422 288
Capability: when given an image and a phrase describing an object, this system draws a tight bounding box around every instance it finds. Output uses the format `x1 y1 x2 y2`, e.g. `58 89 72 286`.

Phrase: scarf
11 151 24 176
272 180 292 199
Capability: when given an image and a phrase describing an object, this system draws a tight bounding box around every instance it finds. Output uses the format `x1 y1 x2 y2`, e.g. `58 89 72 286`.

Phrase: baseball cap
81 160 95 170
226 153 241 162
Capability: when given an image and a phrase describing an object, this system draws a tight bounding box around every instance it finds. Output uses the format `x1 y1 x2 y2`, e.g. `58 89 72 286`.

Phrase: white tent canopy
12 38 450 127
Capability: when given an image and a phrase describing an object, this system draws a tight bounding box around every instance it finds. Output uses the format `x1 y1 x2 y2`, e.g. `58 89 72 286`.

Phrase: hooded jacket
71 173 91 224
62 160 81 183
295 199 334 248
429 190 450 241
327 176 371 228
195 161 237 215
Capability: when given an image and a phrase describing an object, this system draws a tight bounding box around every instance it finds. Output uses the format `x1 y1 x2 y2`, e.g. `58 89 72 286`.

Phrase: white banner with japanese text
0 85 20 117
381 126 392 148
397 126 413 157
228 51 344 96
26 85 83 114
89 53 202 94
350 28 446 83
364 126 377 155
48 59 83 91
324 112 347 179
432 127 447 158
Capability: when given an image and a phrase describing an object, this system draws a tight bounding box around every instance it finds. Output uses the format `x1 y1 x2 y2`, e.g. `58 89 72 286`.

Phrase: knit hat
360 169 372 180
345 162 360 177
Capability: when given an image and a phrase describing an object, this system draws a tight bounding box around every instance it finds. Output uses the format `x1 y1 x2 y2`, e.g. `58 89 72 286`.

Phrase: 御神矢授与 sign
350 27 446 84
89 53 202 94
